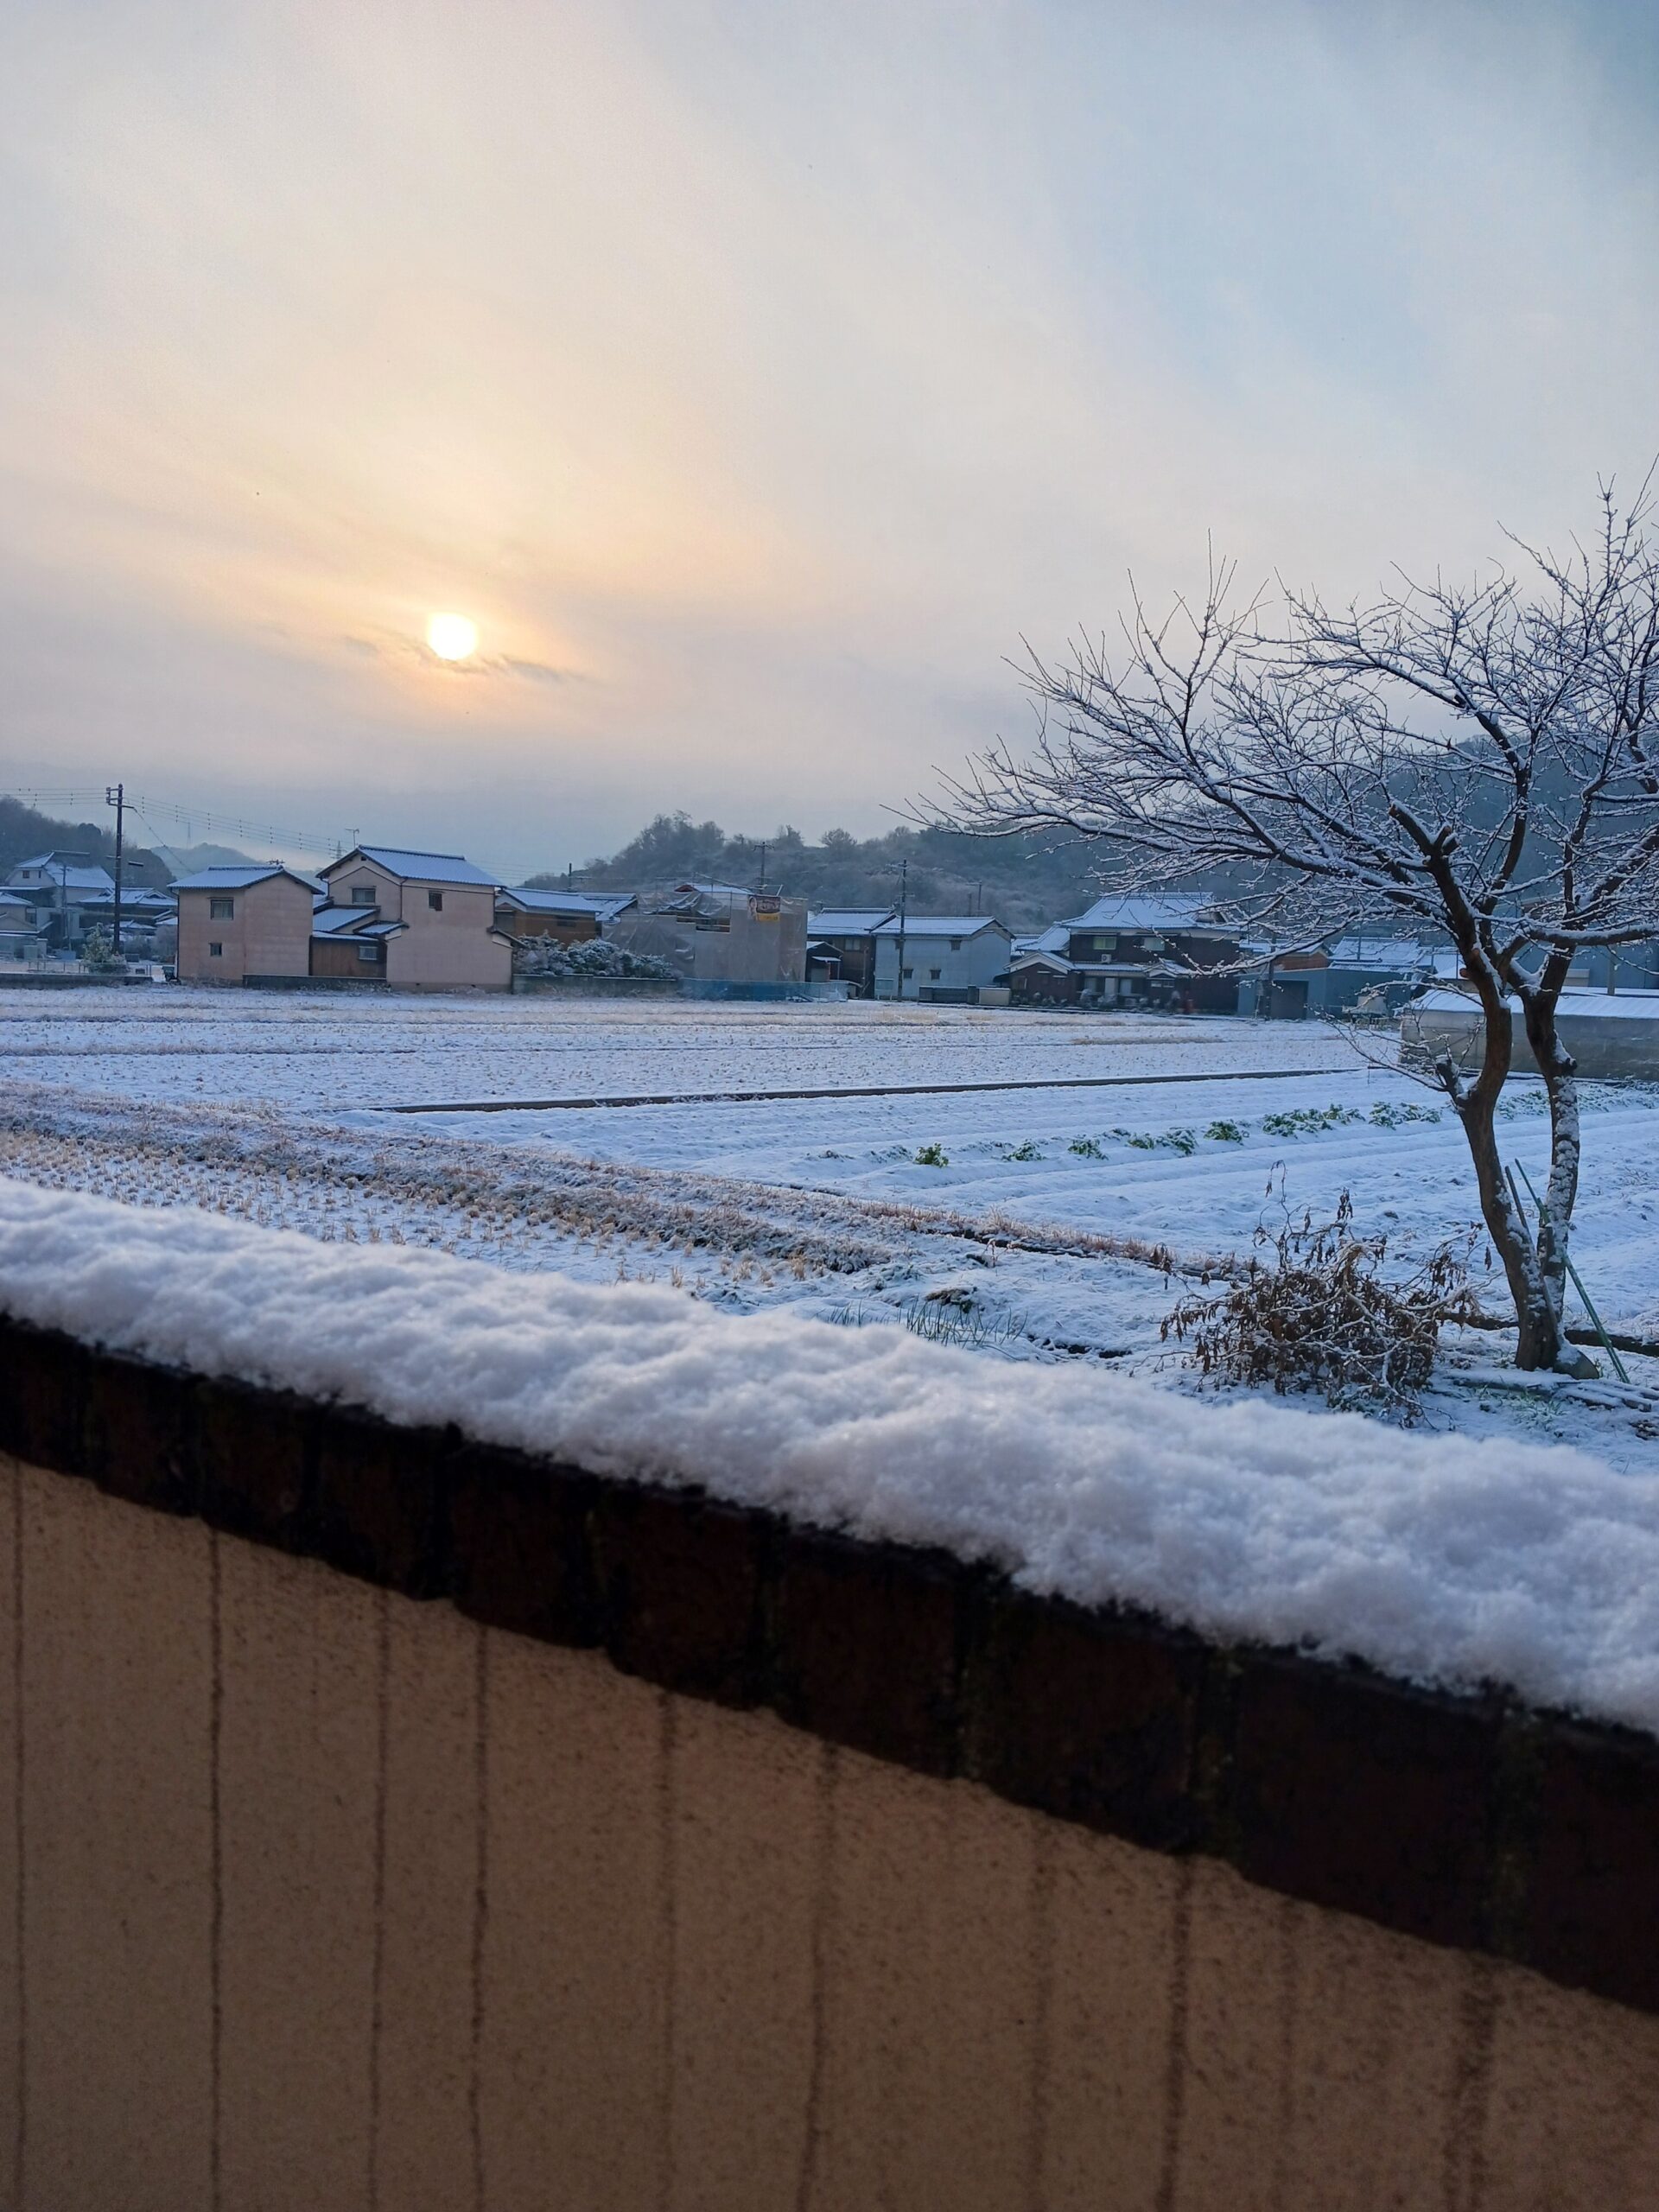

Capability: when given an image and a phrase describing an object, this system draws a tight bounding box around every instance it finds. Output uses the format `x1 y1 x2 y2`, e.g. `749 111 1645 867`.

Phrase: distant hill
156 841 259 874
525 813 1112 930
0 797 253 888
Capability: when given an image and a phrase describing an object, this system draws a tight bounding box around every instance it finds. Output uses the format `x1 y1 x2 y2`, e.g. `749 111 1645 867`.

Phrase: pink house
312 847 512 993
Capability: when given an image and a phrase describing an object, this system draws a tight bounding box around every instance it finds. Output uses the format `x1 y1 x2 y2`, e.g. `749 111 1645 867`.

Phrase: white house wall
874 931 1011 1000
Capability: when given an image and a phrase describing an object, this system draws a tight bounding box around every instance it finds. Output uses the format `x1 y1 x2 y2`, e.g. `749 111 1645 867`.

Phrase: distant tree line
0 796 245 887
525 813 1106 927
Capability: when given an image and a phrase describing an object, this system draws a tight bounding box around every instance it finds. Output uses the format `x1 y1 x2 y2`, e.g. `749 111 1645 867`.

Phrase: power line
2 785 349 861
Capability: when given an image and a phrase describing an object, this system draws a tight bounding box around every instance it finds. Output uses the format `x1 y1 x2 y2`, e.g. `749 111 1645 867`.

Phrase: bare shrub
1161 1186 1477 1416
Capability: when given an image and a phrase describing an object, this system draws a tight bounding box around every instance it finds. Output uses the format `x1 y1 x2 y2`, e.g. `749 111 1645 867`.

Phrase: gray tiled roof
330 847 498 887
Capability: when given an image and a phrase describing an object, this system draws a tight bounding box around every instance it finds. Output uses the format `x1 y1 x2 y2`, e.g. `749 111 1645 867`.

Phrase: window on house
210 897 234 919
208 942 222 957
350 885 378 906
929 967 942 981
358 942 379 963
901 966 913 980
950 938 962 950
427 890 443 911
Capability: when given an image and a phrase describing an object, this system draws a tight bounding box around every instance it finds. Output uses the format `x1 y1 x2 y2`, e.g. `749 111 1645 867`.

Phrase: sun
427 612 478 661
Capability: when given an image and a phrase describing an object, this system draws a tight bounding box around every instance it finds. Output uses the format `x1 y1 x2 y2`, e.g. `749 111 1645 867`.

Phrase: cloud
0 0 1656 874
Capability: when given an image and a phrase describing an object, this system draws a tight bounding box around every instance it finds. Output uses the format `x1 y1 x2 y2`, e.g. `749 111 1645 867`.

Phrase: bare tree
940 485 1659 1372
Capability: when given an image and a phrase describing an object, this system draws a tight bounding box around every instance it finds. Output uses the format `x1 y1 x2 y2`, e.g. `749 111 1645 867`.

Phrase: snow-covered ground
3 984 1656 1467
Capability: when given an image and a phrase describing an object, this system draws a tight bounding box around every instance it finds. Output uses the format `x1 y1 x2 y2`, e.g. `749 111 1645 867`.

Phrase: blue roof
328 846 498 887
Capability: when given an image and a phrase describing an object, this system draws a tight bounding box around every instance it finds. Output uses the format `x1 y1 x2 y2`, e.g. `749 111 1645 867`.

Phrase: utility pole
105 782 125 957
757 841 767 892
893 855 908 1002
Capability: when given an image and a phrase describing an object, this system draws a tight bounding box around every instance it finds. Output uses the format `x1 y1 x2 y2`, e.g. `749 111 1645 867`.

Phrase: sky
2 0 1656 879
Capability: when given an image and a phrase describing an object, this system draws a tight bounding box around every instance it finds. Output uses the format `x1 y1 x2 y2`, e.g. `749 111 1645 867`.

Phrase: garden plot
3 985 1656 1465
1 986 1345 1109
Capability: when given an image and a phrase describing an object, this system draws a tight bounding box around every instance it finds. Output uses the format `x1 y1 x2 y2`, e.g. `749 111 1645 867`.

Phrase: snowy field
3 984 1656 1467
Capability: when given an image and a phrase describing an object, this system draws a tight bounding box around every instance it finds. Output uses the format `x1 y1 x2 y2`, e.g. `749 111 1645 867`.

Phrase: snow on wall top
2 1176 1656 1734
1415 986 1659 1020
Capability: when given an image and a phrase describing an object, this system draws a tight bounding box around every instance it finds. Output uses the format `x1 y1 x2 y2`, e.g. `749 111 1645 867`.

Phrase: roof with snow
6 855 116 893
868 915 1010 939
1066 895 1229 934
498 888 637 920
1324 937 1437 972
1012 923 1071 957
808 909 898 935
169 864 320 893
322 846 499 887
308 904 378 937
651 880 799 906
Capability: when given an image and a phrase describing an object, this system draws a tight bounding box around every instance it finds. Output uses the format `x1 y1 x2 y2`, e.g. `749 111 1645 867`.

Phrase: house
605 882 808 987
805 909 896 998
314 847 512 992
494 887 638 948
1009 897 1241 1010
76 886 177 957
870 915 1012 1002
171 865 319 983
1237 936 1439 1019
0 888 45 962
3 852 117 950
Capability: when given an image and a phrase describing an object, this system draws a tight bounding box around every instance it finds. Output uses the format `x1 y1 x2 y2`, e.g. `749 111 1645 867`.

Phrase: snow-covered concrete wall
1 1175 1656 1737
1403 988 1659 1080
10 1174 1659 2201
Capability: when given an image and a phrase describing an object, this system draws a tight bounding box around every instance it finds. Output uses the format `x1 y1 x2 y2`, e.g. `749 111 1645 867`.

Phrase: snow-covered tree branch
938 484 1659 1372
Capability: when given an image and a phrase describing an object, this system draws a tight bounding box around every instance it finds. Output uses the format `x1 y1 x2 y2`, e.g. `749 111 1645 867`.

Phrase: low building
308 901 402 982
171 865 319 983
315 847 512 993
805 909 896 998
3 852 116 950
76 886 177 958
1238 936 1439 1019
606 882 808 987
0 888 45 962
494 888 638 947
870 915 1012 1002
1009 898 1240 1010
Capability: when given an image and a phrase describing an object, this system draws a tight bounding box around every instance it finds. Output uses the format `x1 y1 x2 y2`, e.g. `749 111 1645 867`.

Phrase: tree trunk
1443 987 1565 1371
1523 989 1584 1365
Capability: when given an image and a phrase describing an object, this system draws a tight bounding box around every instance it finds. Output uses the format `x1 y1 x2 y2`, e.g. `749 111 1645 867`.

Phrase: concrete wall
4 1448 1656 2212
176 876 313 983
1402 996 1659 1081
